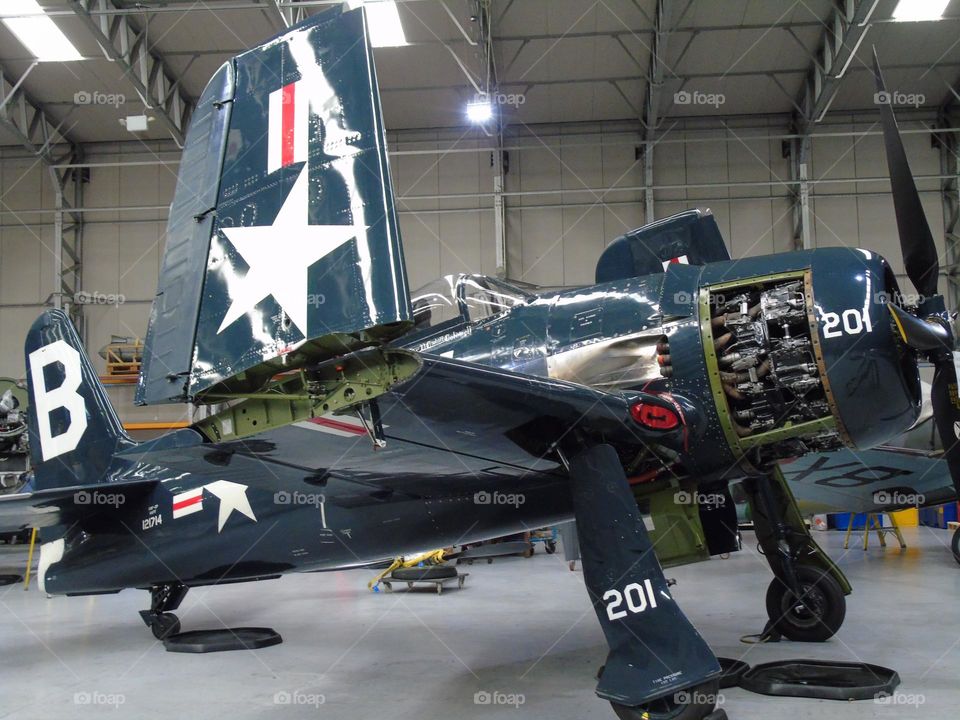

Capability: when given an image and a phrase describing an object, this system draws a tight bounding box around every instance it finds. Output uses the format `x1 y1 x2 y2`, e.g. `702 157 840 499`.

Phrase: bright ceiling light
347 0 408 47
1 0 82 61
466 99 493 123
892 0 951 21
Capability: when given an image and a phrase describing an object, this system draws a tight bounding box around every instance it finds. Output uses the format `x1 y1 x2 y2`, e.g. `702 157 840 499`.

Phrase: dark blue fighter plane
2 7 958 720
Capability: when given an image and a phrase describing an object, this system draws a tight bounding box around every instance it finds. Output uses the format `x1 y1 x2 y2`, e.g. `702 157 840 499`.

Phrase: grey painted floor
0 526 957 719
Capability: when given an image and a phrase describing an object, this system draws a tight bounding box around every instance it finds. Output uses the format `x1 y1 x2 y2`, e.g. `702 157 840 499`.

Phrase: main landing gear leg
569 444 724 720
139 582 188 640
745 466 849 642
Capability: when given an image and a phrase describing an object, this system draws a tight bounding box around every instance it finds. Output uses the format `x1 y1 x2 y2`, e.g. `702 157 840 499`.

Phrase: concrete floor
0 527 957 720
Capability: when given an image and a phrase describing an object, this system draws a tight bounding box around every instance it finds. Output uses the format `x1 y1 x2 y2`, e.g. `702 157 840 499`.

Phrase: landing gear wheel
951 527 960 565
611 680 721 720
141 582 188 639
544 540 557 554
150 613 181 640
765 564 845 642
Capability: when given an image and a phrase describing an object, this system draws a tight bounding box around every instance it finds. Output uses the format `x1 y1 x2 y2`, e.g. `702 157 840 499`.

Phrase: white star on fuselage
204 480 257 533
217 166 363 336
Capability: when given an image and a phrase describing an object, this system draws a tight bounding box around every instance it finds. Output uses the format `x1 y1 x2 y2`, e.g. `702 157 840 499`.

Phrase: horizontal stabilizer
0 479 158 533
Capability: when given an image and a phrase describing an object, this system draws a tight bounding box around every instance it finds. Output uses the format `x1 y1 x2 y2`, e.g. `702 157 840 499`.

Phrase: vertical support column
939 121 960 312
643 144 655 223
790 135 812 250
493 136 507 278
49 149 85 337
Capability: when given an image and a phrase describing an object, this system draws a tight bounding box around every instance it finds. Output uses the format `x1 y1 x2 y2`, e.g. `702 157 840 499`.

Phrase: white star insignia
217 166 363 336
204 480 257 533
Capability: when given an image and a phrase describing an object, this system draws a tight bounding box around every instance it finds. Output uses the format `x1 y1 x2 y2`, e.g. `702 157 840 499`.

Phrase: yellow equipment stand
23 527 37 590
843 513 906 551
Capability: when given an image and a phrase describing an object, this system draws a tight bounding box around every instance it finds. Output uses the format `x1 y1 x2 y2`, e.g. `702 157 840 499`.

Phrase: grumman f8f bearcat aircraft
2 7 958 720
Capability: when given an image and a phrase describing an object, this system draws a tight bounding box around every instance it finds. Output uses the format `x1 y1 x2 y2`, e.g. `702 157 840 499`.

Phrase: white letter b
28 340 87 461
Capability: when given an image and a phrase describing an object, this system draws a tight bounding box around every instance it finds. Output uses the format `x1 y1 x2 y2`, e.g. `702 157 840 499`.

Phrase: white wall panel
811 122 856 183
516 207 564 285
729 199 775 258
561 206 605 286
685 130 729 201
811 195 860 249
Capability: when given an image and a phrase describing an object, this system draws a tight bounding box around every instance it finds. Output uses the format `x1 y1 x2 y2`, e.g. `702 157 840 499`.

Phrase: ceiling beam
939 71 960 115
67 0 194 146
642 0 678 142
794 0 879 131
388 61 960 95
0 61 77 166
640 0 682 221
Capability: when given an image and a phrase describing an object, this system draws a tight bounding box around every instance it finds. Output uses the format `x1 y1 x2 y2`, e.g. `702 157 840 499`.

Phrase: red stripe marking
281 83 295 167
173 494 202 511
308 417 368 436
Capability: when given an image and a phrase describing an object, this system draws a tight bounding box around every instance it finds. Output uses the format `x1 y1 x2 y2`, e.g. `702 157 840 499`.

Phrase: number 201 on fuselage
820 308 873 339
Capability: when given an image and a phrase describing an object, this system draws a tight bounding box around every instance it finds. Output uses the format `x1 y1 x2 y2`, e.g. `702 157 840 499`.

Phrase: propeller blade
888 303 951 351
872 49 940 300
930 359 960 499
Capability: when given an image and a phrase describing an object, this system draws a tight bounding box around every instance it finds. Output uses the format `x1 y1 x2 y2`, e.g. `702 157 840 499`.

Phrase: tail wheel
951 527 960 565
765 564 845 642
611 679 721 720
150 613 181 640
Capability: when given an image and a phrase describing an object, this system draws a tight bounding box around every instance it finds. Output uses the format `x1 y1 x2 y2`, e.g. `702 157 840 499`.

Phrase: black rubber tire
151 613 181 640
544 540 557 554
611 679 721 720
951 527 960 566
390 565 457 581
765 564 845 642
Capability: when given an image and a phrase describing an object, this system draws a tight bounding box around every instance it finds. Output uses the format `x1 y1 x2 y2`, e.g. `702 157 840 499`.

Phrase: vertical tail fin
24 310 133 490
137 5 413 405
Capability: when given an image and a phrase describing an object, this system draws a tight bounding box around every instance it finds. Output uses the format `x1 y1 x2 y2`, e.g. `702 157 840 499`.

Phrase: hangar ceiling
1 0 960 155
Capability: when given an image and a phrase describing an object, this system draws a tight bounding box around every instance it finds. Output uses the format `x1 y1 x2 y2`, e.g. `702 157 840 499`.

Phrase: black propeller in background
872 49 960 500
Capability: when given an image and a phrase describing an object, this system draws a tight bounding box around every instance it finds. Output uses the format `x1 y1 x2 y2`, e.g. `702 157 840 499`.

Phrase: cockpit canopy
410 274 539 330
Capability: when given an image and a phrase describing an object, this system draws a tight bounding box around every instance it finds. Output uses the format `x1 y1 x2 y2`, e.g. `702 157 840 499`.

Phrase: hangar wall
0 114 949 422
